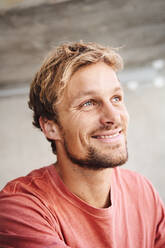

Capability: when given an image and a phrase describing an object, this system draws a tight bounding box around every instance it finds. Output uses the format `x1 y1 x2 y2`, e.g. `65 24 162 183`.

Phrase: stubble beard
63 139 128 170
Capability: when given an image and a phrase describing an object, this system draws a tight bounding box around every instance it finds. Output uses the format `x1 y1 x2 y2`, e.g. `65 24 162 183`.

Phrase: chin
64 140 128 170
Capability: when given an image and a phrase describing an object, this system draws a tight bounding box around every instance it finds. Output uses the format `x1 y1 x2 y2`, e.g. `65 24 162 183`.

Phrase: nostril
104 123 114 130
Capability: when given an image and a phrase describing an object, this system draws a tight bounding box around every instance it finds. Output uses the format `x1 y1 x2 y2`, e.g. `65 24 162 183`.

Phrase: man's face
56 62 129 170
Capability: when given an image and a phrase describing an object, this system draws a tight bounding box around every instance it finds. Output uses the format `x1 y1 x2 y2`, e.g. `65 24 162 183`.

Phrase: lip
91 129 123 143
92 128 122 137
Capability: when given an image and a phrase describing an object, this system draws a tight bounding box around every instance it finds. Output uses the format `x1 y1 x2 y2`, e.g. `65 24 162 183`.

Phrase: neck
55 144 113 209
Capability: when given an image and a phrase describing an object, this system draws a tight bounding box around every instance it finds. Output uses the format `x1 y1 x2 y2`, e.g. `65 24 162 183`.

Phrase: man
0 41 164 247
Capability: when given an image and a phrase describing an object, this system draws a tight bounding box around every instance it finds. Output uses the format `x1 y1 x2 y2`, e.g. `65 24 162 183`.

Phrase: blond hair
28 41 123 154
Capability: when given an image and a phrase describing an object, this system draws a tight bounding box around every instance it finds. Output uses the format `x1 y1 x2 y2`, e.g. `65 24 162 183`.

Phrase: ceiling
0 0 165 88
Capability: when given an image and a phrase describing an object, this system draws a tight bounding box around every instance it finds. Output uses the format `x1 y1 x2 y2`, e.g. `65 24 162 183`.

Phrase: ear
39 117 62 141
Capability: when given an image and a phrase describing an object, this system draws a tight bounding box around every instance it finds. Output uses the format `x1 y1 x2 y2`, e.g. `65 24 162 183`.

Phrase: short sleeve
0 191 70 248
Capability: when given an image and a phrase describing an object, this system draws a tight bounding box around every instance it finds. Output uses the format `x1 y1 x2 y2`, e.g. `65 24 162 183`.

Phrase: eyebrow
77 86 122 98
71 86 123 103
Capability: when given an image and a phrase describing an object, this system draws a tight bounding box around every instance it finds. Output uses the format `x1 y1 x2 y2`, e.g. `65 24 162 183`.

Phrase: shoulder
1 165 53 195
115 167 155 189
0 165 63 246
114 167 164 208
0 164 58 213
0 164 58 229
113 168 165 245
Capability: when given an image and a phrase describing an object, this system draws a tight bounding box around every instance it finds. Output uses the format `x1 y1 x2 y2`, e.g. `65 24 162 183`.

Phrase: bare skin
55 143 112 208
40 62 129 209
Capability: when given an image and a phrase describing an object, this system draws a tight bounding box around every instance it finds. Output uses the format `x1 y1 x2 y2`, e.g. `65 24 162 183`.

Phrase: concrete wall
1 0 165 87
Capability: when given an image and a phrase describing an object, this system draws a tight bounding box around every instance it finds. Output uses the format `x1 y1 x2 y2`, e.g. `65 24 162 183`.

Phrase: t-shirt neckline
48 164 118 219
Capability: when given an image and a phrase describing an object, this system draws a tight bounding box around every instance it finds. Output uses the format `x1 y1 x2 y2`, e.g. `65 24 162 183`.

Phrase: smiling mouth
92 129 122 138
92 133 119 139
91 130 123 142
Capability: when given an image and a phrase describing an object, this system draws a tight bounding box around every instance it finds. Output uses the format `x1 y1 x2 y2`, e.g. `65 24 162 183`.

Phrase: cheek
125 109 130 126
120 108 129 129
60 110 98 142
59 112 81 132
62 124 83 144
68 112 95 133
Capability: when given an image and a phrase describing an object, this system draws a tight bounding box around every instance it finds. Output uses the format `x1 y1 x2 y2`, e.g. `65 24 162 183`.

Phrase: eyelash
81 100 96 107
80 95 122 109
112 95 122 102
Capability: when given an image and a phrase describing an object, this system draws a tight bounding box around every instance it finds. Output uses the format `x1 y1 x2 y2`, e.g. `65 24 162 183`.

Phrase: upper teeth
98 133 119 138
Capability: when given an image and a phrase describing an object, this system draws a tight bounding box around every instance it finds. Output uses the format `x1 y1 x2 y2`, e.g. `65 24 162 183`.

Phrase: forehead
58 62 122 110
67 62 121 95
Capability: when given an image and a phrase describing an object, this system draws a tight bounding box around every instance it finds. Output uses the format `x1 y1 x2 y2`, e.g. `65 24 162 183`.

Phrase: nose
99 102 120 128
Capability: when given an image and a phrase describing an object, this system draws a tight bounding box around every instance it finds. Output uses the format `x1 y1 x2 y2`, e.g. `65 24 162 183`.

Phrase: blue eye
83 101 93 107
81 100 96 108
112 96 121 102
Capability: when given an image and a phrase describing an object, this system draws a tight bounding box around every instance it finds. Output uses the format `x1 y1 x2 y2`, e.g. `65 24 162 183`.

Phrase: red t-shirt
0 164 165 247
